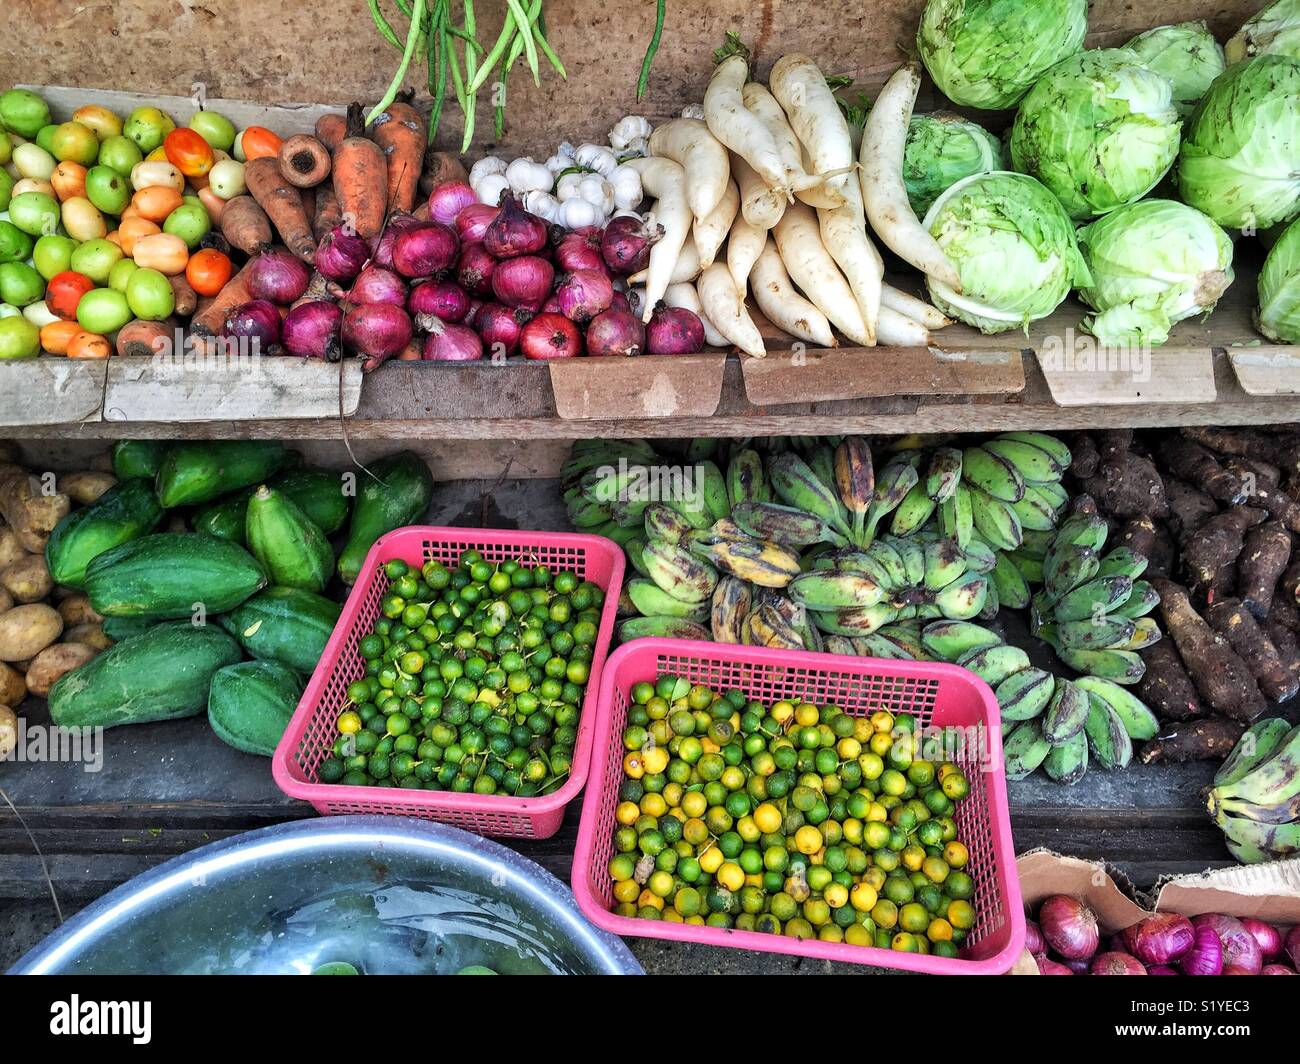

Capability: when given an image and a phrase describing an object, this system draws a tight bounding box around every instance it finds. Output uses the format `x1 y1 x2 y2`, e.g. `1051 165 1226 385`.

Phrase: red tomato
163 127 215 177
46 271 96 320
239 126 282 161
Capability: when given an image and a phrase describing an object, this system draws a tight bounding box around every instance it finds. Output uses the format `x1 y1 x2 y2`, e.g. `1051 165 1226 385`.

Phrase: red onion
540 293 563 314
1123 913 1195 966
1287 926 1300 970
1090 952 1147 975
1223 965 1256 974
1148 965 1179 975
457 243 497 297
646 303 705 355
555 269 614 323
392 222 459 279
1036 957 1074 975
1178 924 1224 976
314 225 370 284
556 227 608 274
475 302 531 356
222 299 281 349
281 299 343 360
464 298 483 327
492 255 554 310
409 279 471 324
520 312 582 360
348 265 408 308
455 203 499 245
1039 895 1100 961
609 290 632 314
1025 919 1045 957
601 215 663 275
1262 963 1296 974
483 193 548 258
371 212 422 269
247 247 310 305
342 302 413 372
585 308 644 357
1062 956 1091 975
1241 917 1284 961
1193 913 1262 974
427 181 477 226
422 318 483 361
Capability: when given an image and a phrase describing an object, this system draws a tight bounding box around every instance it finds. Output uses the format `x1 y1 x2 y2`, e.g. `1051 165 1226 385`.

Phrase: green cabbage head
917 0 1088 110
923 171 1091 335
1226 0 1300 64
903 112 1007 219
1178 54 1300 231
1077 200 1234 347
1126 22 1226 117
1258 218 1300 342
1010 49 1182 221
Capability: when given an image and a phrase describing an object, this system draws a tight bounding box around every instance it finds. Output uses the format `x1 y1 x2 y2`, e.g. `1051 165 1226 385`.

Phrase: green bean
505 0 540 86
467 10 519 94
636 0 665 101
368 0 404 51
460 0 479 151
427 0 448 138
532 17 567 79
366 0 428 125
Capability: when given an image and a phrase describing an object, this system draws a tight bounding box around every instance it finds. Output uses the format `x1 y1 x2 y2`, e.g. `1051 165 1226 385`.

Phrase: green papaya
245 485 334 593
208 659 303 756
155 441 286 508
219 586 341 672
337 452 434 584
193 468 352 545
45 478 164 588
111 440 169 481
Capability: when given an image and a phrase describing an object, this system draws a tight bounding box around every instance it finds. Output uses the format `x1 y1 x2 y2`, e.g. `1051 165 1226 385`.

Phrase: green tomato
35 124 58 155
0 316 40 360
0 168 12 213
8 191 62 237
0 221 33 264
126 267 175 321
84 165 131 216
70 238 125 285
0 262 45 307
108 257 139 293
189 110 236 152
12 142 55 182
33 234 77 280
0 89 51 139
51 121 99 166
163 203 210 249
76 287 132 334
98 134 144 177
123 107 174 153
0 130 11 166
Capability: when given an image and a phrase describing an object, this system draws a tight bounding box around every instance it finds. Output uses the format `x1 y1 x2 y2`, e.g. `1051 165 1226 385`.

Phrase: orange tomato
131 232 189 274
239 125 282 161
39 320 83 356
118 216 162 257
120 203 141 222
185 248 233 297
131 185 184 223
50 161 88 201
105 230 122 249
46 271 96 320
67 331 112 360
163 127 214 177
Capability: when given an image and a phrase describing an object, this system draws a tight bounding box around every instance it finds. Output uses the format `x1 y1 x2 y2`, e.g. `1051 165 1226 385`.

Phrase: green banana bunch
1205 720 1300 863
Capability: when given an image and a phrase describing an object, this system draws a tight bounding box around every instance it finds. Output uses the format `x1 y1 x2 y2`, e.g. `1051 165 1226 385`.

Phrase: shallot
483 194 548 258
585 309 644 357
314 226 371 284
247 247 310 305
422 318 483 361
554 269 614 323
492 255 554 310
1039 895 1099 961
392 222 459 279
343 302 413 371
281 300 343 359
520 313 581 360
409 279 471 324
427 181 477 226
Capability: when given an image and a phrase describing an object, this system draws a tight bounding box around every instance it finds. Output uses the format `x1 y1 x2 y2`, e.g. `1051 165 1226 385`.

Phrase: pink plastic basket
272 525 625 839
572 638 1026 974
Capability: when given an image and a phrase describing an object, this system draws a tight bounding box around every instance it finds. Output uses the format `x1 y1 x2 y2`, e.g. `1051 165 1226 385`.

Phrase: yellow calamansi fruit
716 862 745 891
336 711 362 734
698 846 724 875
753 802 782 834
641 746 669 775
871 710 895 733
795 825 823 855
615 801 640 826
850 882 878 912
623 752 645 779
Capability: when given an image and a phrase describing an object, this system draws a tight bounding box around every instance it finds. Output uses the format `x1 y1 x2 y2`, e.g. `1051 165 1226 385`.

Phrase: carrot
168 273 199 317
279 134 332 188
191 261 254 339
115 320 174 358
220 195 273 256
370 93 426 215
315 112 347 154
244 156 316 261
419 148 469 198
332 103 387 242
312 183 343 241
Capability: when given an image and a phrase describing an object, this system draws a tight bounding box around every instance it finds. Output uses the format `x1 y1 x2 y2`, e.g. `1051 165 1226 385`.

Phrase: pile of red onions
1029 895 1296 976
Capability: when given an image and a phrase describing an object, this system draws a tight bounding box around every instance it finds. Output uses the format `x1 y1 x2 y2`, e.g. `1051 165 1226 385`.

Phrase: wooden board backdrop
2 1 1266 156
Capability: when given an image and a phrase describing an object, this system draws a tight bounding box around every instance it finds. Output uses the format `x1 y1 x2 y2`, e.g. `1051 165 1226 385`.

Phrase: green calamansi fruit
903 112 1006 219
1226 0 1300 64
1257 218 1300 343
1178 54 1300 232
1126 22 1226 118
0 88 51 139
1077 200 1235 348
1010 49 1182 221
923 171 1090 335
917 0 1088 110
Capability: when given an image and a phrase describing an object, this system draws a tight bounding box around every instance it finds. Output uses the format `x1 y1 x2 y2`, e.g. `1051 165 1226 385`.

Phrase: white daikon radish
817 176 882 345
664 281 730 348
750 239 837 348
773 200 870 346
624 156 693 322
703 37 787 189
727 212 768 293
860 63 961 291
693 179 739 268
741 82 823 194
770 54 854 203
649 118 731 222
698 262 767 358
876 305 932 347
881 285 951 330
628 239 701 288
732 151 785 231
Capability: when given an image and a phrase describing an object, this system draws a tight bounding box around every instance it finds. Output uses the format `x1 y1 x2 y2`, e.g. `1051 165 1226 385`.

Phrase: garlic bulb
522 189 562 223
608 165 643 211
505 157 553 194
558 198 604 230
609 115 653 151
577 174 615 214
469 156 507 188
475 172 511 206
573 143 617 176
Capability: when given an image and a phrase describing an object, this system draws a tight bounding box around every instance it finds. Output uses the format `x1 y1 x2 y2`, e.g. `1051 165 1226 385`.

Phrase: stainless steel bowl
12 817 641 975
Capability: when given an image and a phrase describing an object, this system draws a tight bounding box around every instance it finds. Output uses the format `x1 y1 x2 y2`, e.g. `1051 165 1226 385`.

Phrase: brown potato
0 661 25 706
1 553 53 603
0 587 11 615
65 622 112 650
0 526 23 570
0 474 71 552
0 705 16 761
61 471 117 505
0 604 63 662
24 642 98 697
58 593 102 627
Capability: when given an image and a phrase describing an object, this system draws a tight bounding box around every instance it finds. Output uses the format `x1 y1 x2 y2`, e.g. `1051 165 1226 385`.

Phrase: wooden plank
103 356 362 422
548 354 727 419
0 360 104 427
1228 347 1300 397
1036 347 1218 407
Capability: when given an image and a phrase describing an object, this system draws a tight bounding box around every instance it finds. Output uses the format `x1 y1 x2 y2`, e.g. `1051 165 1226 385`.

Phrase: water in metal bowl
13 817 641 975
